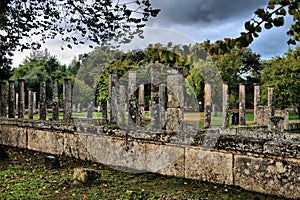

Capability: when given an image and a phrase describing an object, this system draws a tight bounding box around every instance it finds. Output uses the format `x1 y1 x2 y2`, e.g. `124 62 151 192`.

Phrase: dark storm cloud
146 0 293 59
150 0 269 26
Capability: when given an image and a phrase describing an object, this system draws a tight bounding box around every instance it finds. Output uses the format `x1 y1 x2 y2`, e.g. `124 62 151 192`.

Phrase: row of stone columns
204 82 276 128
108 68 277 130
107 65 185 130
0 78 73 122
0 74 278 129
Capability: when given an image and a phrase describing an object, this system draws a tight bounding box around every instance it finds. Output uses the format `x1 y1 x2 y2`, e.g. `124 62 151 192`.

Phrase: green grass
20 111 300 129
289 113 300 121
0 146 289 200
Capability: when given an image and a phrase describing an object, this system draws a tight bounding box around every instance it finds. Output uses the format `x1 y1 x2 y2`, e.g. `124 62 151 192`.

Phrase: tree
207 0 300 55
261 47 300 118
12 49 67 105
212 48 262 107
0 0 160 80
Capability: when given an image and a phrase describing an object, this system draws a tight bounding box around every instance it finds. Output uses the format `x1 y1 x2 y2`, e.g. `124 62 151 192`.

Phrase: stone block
185 146 233 185
27 129 64 154
264 141 300 159
86 135 185 175
234 155 300 199
215 135 265 154
0 125 27 148
64 133 90 160
73 168 101 183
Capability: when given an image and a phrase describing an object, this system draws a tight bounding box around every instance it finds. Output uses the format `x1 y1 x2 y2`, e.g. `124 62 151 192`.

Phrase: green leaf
245 21 251 30
264 22 273 29
273 17 284 27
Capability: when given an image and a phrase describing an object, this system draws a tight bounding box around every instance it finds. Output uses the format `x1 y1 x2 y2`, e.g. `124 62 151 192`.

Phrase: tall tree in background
12 49 67 105
261 47 300 118
0 0 160 80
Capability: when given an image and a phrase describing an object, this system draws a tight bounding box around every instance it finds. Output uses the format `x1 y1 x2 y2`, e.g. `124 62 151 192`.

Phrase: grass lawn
0 146 288 200
27 111 300 129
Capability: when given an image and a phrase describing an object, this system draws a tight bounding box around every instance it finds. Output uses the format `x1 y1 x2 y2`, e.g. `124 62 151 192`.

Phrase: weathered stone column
204 82 211 128
118 84 126 126
63 78 72 122
137 84 145 127
109 71 118 124
18 79 25 119
52 79 59 121
102 102 108 124
28 89 34 119
0 82 7 117
222 82 229 128
150 64 161 129
159 84 166 128
239 83 246 125
39 81 46 120
15 93 19 116
8 80 15 118
87 101 93 118
268 85 274 117
166 68 184 130
32 92 36 113
128 69 137 127
253 83 260 124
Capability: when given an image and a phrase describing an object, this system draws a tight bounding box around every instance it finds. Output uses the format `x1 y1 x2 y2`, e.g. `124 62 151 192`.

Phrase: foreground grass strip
0 146 291 200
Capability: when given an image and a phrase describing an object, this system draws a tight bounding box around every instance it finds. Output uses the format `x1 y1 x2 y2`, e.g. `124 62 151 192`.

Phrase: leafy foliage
0 0 160 80
207 0 300 55
261 47 300 117
12 49 67 105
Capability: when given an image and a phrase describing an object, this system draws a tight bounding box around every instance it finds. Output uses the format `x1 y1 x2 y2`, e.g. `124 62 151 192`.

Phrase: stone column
166 69 184 130
52 79 59 121
222 82 229 128
204 82 211 128
109 71 118 124
15 93 19 116
150 64 161 129
18 79 25 119
253 83 260 124
87 101 93 118
268 85 274 117
63 78 72 122
0 82 7 117
239 83 246 125
28 89 34 119
39 81 46 120
137 84 145 127
101 102 108 124
8 80 15 118
128 70 137 127
159 84 166 129
33 92 37 113
118 85 126 126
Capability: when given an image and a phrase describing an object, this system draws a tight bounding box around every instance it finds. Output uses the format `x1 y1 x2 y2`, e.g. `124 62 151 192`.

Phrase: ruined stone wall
0 118 300 199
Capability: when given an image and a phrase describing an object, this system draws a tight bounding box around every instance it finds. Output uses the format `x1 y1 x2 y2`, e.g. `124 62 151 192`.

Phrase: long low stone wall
0 118 300 199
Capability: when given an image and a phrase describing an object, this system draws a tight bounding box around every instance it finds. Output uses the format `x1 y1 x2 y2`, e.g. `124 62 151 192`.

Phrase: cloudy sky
12 0 295 67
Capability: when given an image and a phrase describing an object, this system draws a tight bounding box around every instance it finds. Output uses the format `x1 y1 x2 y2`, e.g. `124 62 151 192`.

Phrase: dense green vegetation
1 0 299 118
10 41 300 119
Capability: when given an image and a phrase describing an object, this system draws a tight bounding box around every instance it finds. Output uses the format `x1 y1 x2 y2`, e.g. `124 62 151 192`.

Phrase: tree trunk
298 106 300 120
